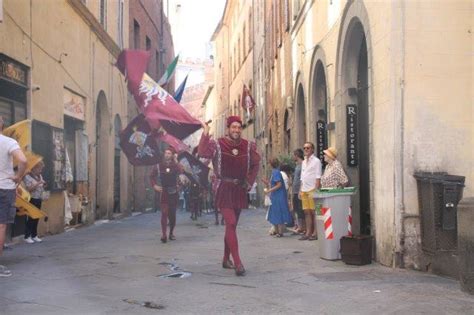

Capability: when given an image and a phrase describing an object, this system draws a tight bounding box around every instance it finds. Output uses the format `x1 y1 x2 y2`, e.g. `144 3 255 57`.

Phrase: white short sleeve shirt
0 134 21 189
300 154 322 192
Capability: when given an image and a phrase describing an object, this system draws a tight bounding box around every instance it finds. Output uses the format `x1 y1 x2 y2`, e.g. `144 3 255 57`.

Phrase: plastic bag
264 195 272 206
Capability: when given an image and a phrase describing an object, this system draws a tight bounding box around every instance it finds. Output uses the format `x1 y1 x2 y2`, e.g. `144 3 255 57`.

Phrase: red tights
161 203 176 238
220 208 242 267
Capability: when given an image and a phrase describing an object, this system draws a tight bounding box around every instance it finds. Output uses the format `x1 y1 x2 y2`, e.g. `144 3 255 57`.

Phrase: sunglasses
303 147 312 150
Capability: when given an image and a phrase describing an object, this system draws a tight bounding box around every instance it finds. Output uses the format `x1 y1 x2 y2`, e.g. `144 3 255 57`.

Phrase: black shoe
160 236 167 243
235 265 246 276
169 235 176 241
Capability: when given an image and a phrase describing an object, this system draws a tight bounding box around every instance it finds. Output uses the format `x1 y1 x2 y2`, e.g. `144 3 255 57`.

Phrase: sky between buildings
165 0 226 86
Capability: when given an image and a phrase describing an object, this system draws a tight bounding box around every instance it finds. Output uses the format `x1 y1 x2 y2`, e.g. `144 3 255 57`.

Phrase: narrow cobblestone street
1 209 473 314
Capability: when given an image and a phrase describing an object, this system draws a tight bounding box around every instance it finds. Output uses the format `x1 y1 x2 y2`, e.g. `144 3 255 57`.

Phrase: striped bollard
348 206 353 236
322 207 334 239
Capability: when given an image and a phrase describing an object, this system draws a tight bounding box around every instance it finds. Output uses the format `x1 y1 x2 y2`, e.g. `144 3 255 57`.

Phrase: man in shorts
299 142 321 241
0 116 27 277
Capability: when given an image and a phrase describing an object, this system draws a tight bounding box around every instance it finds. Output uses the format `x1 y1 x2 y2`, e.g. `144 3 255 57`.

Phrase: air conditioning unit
285 96 293 109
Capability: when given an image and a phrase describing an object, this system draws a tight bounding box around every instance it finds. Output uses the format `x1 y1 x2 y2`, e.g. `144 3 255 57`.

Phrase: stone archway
283 109 291 154
95 91 111 219
295 82 307 147
311 56 329 162
337 12 372 236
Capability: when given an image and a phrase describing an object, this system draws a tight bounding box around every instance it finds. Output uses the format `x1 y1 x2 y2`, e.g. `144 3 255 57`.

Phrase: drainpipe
394 0 407 268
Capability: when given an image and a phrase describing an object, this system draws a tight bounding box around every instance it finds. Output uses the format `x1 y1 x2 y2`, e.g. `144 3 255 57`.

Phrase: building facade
0 0 130 237
211 0 473 271
127 0 175 213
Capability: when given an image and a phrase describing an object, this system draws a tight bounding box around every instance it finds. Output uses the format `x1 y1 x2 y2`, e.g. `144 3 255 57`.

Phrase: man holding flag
198 116 260 276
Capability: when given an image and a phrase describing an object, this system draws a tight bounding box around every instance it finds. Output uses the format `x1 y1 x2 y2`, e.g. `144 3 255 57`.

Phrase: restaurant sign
346 104 358 167
316 120 327 163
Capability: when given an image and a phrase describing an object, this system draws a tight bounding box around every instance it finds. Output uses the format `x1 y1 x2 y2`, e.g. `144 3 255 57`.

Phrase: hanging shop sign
64 88 85 121
316 120 327 163
346 104 358 167
0 55 27 86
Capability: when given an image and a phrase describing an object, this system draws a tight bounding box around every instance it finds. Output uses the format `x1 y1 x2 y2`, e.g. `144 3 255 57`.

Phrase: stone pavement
1 209 473 314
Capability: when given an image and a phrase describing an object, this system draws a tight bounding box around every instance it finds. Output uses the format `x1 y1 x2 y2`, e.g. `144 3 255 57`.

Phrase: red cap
226 115 243 127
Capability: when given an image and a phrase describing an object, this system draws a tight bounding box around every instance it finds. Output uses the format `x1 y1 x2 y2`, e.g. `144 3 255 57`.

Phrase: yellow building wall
0 0 130 235
403 0 473 218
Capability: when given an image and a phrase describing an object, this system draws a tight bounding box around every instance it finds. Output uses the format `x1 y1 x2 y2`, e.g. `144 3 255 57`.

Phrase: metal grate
415 173 465 253
418 181 437 252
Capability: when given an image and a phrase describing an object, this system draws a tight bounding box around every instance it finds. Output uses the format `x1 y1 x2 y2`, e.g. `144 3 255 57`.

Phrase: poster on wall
63 88 85 121
346 104 358 167
51 128 66 190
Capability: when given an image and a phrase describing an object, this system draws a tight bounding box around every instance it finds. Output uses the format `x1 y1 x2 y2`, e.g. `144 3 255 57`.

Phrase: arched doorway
311 59 328 163
284 109 291 154
113 114 122 213
340 19 371 235
295 83 307 147
96 91 110 219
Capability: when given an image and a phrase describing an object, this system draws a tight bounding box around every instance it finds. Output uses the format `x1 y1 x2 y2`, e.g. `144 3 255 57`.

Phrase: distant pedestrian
0 116 27 277
264 158 292 237
22 161 46 244
248 182 257 209
189 180 200 221
292 148 305 234
299 142 322 241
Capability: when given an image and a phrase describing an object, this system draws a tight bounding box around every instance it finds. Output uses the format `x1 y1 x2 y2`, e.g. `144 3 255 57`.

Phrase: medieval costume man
198 116 260 276
150 147 183 243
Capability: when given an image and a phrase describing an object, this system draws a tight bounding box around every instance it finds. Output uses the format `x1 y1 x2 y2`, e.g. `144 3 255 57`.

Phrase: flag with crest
116 50 201 140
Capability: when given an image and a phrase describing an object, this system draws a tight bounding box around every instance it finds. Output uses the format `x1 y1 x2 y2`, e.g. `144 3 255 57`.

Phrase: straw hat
323 147 337 160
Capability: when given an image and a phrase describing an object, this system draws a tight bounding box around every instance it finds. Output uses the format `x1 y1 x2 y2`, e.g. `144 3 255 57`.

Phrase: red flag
241 84 256 112
116 50 202 140
157 132 189 153
119 114 161 166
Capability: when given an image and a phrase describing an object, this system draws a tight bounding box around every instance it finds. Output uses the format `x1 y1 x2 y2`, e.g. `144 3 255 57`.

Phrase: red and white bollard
347 207 353 236
322 207 334 239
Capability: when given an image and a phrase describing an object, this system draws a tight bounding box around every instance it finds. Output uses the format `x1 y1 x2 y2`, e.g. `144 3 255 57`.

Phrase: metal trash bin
314 187 356 260
414 172 465 252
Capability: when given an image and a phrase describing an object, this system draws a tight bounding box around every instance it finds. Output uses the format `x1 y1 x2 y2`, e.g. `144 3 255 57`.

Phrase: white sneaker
32 236 42 243
24 237 34 244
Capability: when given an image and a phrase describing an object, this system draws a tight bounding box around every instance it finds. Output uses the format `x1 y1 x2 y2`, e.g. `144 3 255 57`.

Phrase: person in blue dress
264 158 292 237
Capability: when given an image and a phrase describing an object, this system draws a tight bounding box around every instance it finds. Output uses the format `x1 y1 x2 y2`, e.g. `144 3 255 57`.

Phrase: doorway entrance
311 60 328 163
95 91 110 219
340 19 371 235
